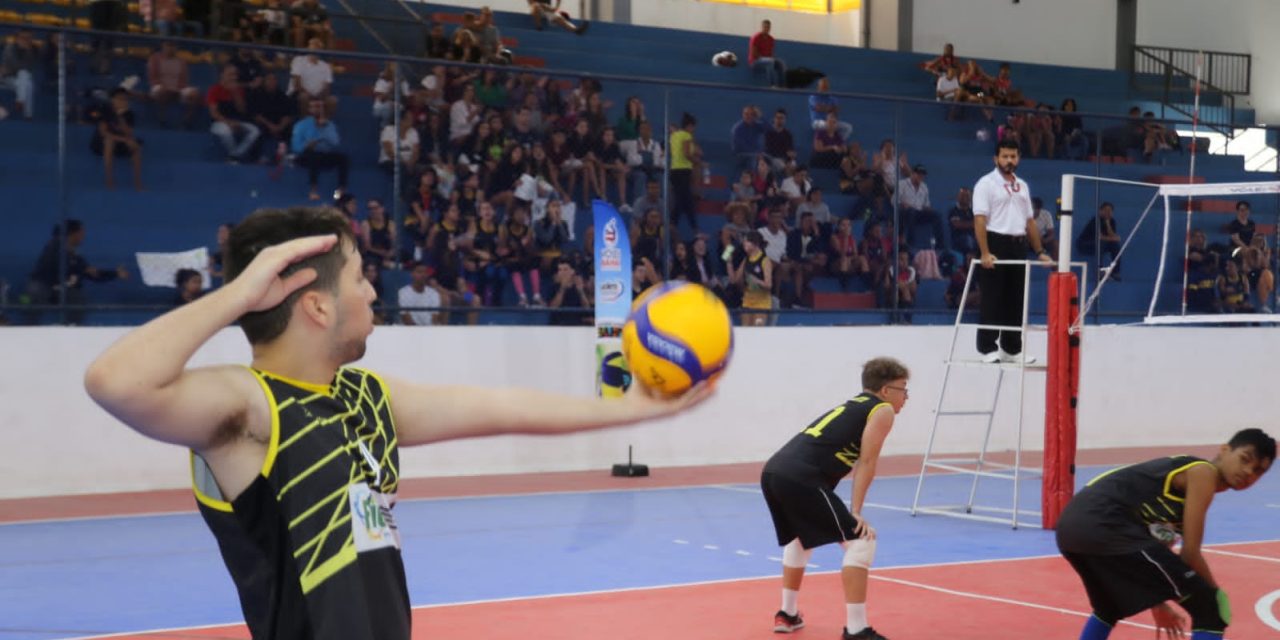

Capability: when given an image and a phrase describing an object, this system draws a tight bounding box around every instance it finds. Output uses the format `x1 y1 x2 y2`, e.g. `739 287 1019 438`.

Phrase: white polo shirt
972 167 1033 235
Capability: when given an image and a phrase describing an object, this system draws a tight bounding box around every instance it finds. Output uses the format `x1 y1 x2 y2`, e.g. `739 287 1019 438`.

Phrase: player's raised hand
1151 602 1186 639
227 234 339 313
623 379 716 421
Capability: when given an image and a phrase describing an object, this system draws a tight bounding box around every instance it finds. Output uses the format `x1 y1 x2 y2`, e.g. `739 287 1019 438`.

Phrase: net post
1044 174 1079 529
1057 175 1075 273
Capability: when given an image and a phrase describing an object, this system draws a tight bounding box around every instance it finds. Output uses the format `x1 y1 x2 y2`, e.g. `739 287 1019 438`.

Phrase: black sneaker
773 610 805 633
844 627 888 640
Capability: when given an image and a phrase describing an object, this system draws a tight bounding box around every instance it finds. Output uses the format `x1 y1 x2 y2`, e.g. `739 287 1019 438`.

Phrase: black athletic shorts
761 471 860 548
1061 543 1214 621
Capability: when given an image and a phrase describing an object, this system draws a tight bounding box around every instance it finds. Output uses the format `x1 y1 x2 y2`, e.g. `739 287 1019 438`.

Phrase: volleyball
621 281 734 396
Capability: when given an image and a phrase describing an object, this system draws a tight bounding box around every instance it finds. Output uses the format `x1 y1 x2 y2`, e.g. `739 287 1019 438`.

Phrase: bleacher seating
0 1 1270 326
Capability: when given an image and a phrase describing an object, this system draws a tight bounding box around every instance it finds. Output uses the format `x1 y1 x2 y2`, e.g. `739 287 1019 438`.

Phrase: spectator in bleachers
779 165 811 213
475 69 513 111
1031 197 1057 257
758 207 788 268
507 106 539 150
935 66 963 119
731 230 773 326
580 90 611 137
247 72 295 164
535 198 572 270
687 234 726 295
809 112 847 170
1228 201 1255 250
371 62 409 127
24 219 129 325
862 219 891 287
292 97 349 200
1 29 37 120
1218 258 1253 313
150 0 203 37
883 249 917 322
807 78 853 140
991 63 1026 107
289 39 336 116
91 88 144 191
564 118 598 205
1243 239 1274 313
763 108 796 174
625 121 664 203
379 116 422 179
898 165 945 249
290 0 332 49
632 256 662 299
464 201 506 305
631 207 664 265
731 105 766 174
498 204 541 307
784 211 827 308
922 43 958 77
173 268 204 307
795 188 833 229
837 142 868 194
732 169 763 212
526 142 566 201
1021 103 1056 159
450 18 482 64
669 112 701 234
424 23 451 59
231 49 265 91
449 83 483 146
1187 228 1216 274
1058 98 1089 161
1077 201 1122 280
146 42 200 128
527 0 589 35
945 253 980 310
1186 255 1220 314
1141 111 1179 160
476 7 511 65
548 258 593 325
948 187 976 254
828 217 867 290
752 155 786 217
748 19 786 88
208 68 261 163
871 139 909 195
959 60 996 119
630 178 666 223
246 0 288 45
594 127 629 207
208 222 231 285
399 263 443 326
361 198 398 270
616 96 645 141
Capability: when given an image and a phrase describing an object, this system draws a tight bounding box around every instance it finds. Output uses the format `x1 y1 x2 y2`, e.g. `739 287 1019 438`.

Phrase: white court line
1 465 1117 528
1204 548 1280 564
1257 589 1280 633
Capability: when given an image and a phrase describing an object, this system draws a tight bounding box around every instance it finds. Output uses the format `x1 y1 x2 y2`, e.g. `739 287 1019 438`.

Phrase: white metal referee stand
909 257 1086 529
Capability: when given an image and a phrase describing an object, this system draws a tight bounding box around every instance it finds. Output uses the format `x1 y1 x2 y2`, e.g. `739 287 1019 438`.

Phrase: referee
972 139 1052 363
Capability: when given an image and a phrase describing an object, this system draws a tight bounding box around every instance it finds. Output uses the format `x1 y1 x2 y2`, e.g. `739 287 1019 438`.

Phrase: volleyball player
761 357 910 640
1055 428 1275 640
83 207 711 639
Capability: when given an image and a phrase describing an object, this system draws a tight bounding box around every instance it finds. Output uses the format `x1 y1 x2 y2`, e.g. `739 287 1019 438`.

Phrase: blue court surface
1 465 1277 639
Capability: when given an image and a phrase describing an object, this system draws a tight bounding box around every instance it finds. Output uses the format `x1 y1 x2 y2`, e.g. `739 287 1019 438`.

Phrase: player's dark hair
863 357 910 392
1236 200 1250 211
1228 428 1276 463
225 207 356 345
996 139 1020 154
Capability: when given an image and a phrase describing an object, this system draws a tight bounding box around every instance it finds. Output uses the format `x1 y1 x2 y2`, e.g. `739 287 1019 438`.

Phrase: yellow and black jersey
193 367 409 640
1056 455 1213 554
742 252 772 310
763 392 892 489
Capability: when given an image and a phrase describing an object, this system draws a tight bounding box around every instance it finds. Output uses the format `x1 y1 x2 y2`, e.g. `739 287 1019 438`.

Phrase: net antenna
1064 175 1280 331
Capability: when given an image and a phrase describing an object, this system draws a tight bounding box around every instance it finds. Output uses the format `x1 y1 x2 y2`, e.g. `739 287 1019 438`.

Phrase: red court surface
86 541 1280 640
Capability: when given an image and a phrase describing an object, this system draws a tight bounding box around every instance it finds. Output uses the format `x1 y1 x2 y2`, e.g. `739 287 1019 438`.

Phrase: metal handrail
1133 44 1250 95
1131 46 1237 137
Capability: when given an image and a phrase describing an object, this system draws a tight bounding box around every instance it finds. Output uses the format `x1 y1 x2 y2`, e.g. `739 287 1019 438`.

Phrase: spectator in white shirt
624 120 664 203
779 165 811 211
371 61 411 127
757 207 789 265
289 38 336 115
398 263 443 326
379 117 421 176
897 164 946 249
449 83 482 144
794 188 833 229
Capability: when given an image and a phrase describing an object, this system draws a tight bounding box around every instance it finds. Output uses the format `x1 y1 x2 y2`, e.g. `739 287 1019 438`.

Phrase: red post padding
1043 272 1080 529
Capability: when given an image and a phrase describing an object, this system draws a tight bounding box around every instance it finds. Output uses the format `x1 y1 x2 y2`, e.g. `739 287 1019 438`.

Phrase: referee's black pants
977 232 1027 355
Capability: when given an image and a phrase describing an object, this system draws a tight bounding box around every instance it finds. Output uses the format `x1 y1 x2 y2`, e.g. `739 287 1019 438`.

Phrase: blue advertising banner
593 200 633 398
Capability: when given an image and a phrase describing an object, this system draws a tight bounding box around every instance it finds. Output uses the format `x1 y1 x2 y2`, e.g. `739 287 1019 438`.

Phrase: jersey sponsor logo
349 483 401 552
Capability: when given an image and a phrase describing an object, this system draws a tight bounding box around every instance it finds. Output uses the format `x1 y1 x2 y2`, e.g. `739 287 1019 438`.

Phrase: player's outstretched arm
84 235 339 449
383 376 715 446
1179 462 1221 588
850 407 894 534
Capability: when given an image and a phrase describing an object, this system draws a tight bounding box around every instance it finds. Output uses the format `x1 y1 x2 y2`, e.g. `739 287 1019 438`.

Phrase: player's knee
842 537 876 569
782 538 812 569
1184 586 1229 632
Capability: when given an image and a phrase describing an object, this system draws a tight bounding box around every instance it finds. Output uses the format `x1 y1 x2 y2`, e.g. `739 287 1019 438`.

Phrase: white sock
781 588 798 616
846 603 867 633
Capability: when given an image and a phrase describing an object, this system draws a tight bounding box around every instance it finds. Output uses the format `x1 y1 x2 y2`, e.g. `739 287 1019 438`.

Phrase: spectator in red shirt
748 20 786 88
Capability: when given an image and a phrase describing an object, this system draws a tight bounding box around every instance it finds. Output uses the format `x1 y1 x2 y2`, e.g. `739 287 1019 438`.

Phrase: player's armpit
86 364 258 451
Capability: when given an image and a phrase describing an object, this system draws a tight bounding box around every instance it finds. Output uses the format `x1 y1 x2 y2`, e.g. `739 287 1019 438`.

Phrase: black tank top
367 218 392 253
1056 455 1213 554
193 367 409 639
474 220 499 254
763 392 892 489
